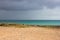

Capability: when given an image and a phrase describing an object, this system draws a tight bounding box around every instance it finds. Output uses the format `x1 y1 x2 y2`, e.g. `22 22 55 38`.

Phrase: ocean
0 20 60 25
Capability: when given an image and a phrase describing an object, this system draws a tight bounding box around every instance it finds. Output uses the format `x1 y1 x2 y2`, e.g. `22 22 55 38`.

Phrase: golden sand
0 26 60 40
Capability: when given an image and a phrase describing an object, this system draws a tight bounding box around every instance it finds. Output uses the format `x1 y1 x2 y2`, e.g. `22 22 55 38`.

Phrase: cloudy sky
0 0 60 20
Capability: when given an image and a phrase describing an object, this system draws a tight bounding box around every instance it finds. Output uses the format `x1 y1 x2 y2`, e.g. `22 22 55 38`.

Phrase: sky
0 0 60 20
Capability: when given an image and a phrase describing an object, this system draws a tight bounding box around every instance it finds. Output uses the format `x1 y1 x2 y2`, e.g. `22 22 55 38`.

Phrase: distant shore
0 23 60 28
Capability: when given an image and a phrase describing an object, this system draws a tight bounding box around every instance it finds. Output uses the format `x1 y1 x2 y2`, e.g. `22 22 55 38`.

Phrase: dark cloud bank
0 0 60 10
0 0 60 20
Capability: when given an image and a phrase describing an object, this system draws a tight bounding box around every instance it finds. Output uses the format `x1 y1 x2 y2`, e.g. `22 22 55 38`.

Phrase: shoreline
0 23 60 28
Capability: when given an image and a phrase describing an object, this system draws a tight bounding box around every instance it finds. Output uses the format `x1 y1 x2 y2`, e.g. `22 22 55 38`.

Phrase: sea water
0 20 60 25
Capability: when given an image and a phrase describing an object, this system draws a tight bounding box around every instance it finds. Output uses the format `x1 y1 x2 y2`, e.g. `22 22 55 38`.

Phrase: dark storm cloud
0 0 60 20
0 0 60 10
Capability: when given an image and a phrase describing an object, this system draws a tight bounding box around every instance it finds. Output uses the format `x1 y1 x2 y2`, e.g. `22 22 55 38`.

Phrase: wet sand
0 27 60 40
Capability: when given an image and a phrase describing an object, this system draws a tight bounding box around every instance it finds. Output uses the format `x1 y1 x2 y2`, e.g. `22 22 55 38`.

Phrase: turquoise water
0 20 60 25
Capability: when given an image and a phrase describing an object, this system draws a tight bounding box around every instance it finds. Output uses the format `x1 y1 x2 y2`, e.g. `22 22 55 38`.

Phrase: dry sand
0 27 60 40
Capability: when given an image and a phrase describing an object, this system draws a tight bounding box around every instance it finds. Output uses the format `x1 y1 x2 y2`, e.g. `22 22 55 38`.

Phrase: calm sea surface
0 20 60 25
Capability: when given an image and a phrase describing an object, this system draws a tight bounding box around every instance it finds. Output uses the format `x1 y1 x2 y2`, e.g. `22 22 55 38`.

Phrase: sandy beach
0 26 60 40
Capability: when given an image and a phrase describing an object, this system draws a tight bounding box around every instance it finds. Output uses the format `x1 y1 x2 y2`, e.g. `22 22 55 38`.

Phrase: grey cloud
0 0 60 10
0 8 60 20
